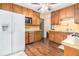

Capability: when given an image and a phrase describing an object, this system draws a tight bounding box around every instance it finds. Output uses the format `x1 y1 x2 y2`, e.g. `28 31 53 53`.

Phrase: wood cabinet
12 4 23 14
48 31 68 44
25 31 42 44
64 45 79 56
23 8 29 16
29 32 35 43
74 4 79 24
54 32 67 43
51 11 60 25
0 3 13 11
32 11 40 25
25 32 29 44
0 3 40 26
51 4 75 25
25 32 34 44
34 31 42 42
66 5 74 18
59 8 66 20
0 4 2 9
48 31 55 41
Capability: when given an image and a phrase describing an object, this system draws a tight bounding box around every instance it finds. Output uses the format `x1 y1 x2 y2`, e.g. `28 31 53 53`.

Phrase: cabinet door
28 32 34 43
59 8 66 20
28 9 33 17
48 31 55 41
0 3 2 9
51 11 60 25
54 11 60 25
74 4 79 24
32 11 40 25
23 8 29 17
36 12 40 25
25 32 29 44
66 6 74 18
32 12 37 25
34 31 42 42
54 32 67 44
54 32 62 43
51 12 55 24
13 4 23 14
64 45 79 56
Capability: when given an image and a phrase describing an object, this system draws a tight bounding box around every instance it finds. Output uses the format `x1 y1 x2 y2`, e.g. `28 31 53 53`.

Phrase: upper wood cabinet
59 8 66 20
28 9 34 17
0 3 13 11
51 4 75 25
51 11 60 25
66 5 74 18
74 4 79 24
12 4 23 14
0 4 2 9
32 11 40 25
0 3 40 25
23 8 29 16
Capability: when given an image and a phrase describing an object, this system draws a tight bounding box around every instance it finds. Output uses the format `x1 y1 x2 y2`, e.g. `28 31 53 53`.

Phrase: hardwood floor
25 40 64 56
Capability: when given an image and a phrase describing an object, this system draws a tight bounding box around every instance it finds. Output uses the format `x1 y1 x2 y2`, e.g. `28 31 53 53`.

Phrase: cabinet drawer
25 32 29 44
28 32 34 43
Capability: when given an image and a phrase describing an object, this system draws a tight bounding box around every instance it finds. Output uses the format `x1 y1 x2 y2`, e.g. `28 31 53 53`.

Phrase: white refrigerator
0 10 25 56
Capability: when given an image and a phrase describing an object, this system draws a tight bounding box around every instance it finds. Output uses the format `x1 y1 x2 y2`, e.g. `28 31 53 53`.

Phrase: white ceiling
16 3 75 14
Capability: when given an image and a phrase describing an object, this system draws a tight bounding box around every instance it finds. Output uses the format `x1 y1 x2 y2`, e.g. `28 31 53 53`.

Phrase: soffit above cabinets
15 3 75 14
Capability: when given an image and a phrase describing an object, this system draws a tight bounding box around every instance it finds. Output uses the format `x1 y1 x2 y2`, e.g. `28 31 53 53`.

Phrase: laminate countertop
25 29 42 32
49 30 79 33
62 37 79 50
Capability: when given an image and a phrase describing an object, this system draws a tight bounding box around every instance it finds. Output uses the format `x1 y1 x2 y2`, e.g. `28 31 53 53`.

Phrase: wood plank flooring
25 40 64 56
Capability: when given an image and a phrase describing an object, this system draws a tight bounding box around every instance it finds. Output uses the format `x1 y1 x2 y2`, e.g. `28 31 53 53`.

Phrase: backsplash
52 24 79 32
25 26 40 30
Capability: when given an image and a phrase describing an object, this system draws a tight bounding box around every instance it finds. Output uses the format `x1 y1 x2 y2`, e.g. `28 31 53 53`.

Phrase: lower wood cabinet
34 31 42 42
64 45 79 56
25 32 29 44
48 31 68 44
25 31 42 44
28 32 35 43
48 31 55 42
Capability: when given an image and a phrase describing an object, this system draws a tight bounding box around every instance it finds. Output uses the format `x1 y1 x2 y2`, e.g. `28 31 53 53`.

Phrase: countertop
49 30 79 33
25 29 42 32
62 37 79 50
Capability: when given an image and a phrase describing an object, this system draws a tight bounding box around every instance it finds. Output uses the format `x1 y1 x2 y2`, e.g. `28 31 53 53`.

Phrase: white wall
40 13 51 38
